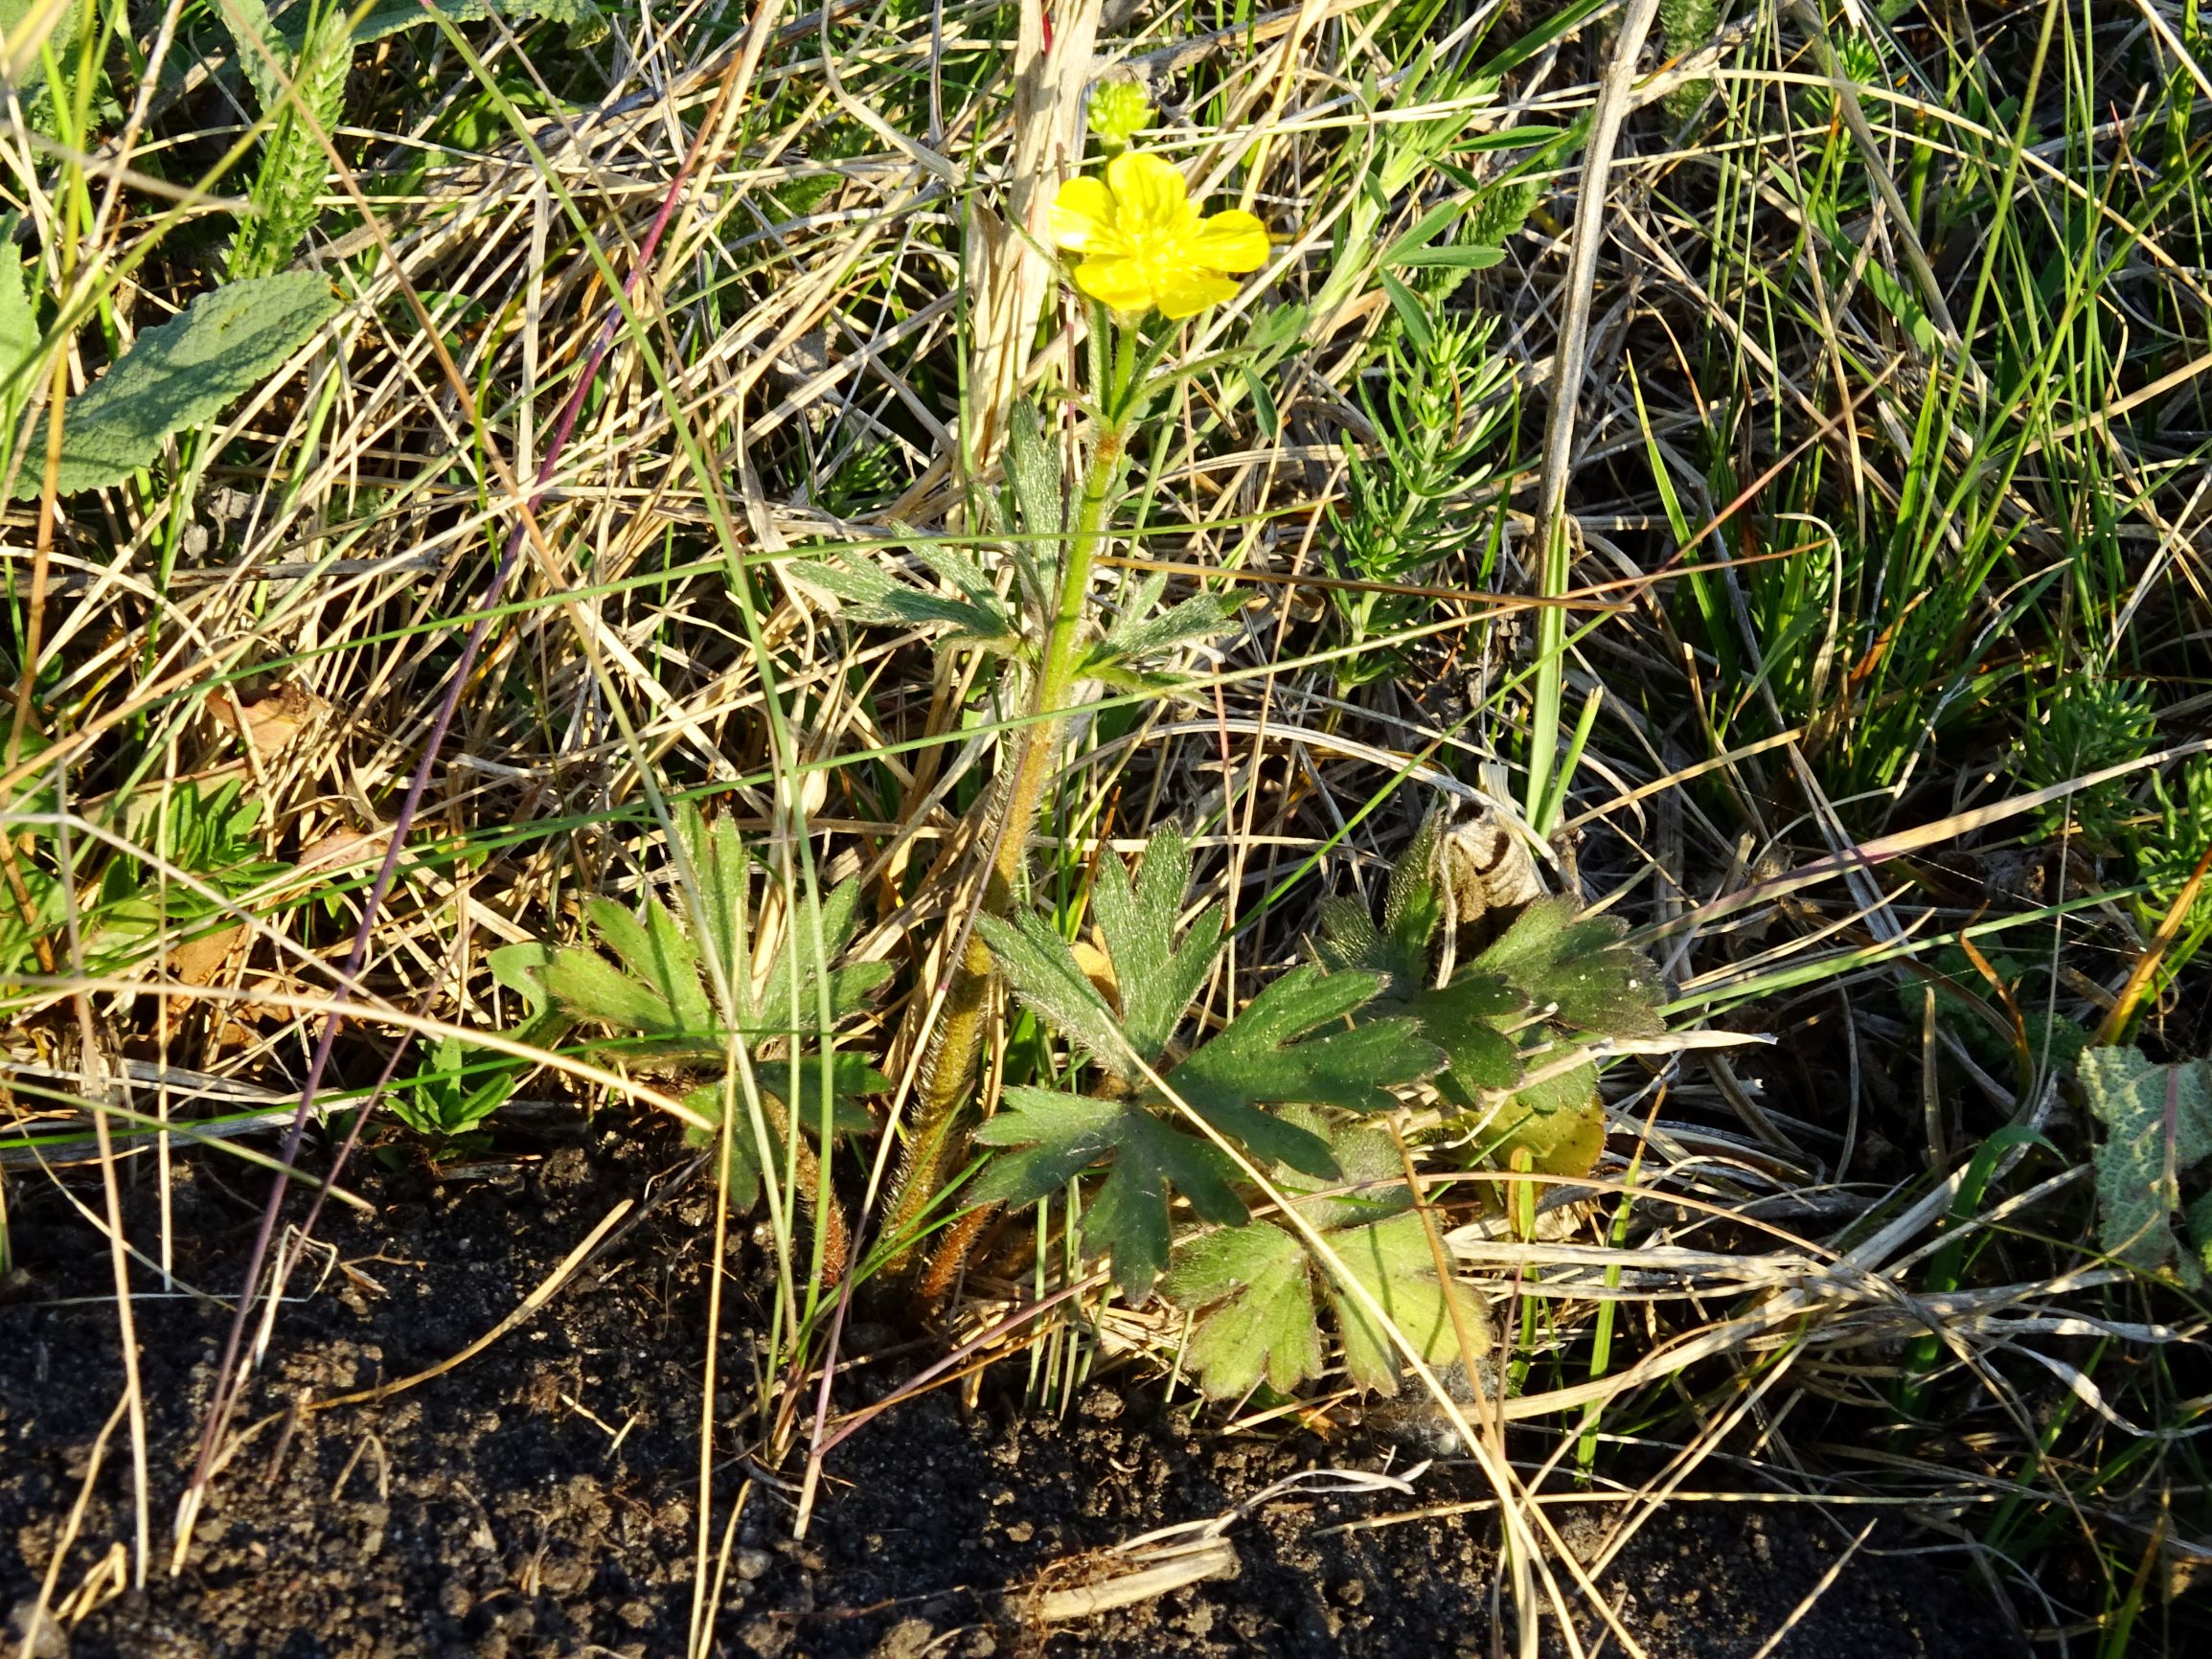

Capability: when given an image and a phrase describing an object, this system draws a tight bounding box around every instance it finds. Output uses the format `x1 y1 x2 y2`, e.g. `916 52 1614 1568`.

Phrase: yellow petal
1190 210 1270 274
1050 176 1118 252
1106 150 1193 236
1152 268 1241 319
1072 255 1157 316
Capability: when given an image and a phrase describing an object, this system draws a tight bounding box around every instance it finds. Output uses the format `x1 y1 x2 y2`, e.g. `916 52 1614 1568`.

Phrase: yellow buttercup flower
1049 152 1270 321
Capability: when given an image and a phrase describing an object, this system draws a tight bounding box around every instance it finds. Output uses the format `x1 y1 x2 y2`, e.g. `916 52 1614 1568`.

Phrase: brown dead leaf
297 828 389 874
1071 938 1118 1009
209 681 324 760
169 923 244 987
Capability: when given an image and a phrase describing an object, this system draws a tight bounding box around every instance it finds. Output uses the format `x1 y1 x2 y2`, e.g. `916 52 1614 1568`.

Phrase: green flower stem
885 309 1138 1279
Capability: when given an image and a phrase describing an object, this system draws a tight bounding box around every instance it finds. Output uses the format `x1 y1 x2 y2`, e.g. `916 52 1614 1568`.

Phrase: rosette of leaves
2079 1045 2212 1284
796 401 1240 692
393 1035 517 1158
490 806 891 1263
1161 1105 1492 1399
964 825 1446 1299
1318 809 1665 1176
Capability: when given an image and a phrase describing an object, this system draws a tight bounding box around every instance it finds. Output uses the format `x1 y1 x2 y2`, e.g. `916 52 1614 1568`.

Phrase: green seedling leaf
495 804 890 1065
1164 1109 1491 1398
394 1035 517 1145
22 273 341 497
2080 1045 2212 1284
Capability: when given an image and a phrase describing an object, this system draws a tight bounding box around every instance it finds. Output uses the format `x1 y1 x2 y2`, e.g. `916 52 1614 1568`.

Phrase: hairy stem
882 403 1131 1275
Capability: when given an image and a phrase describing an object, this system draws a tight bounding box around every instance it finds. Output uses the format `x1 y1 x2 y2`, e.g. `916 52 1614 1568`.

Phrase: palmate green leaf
2080 1045 2212 1284
1328 1208 1485 1396
970 1086 1246 1299
1162 1220 1318 1398
1470 896 1665 1039
1171 966 1441 1138
1404 975 1524 1093
1164 1111 1491 1398
1315 810 1455 995
21 274 341 497
973 827 1443 1296
1088 825 1220 1062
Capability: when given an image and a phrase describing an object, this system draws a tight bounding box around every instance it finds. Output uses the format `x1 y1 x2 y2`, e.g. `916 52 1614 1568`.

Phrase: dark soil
2 1119 2028 1658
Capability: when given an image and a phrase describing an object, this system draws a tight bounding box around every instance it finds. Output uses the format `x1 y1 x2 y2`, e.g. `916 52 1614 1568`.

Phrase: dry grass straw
2 0 2209 1648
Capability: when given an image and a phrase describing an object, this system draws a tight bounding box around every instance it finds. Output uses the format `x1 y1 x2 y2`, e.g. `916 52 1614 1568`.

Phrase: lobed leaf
1088 826 1222 1064
1471 896 1665 1038
971 1085 1245 1299
1164 1111 1491 1398
1171 966 1442 1136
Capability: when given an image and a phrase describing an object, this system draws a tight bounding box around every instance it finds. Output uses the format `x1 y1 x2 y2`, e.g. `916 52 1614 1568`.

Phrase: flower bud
1086 80 1152 156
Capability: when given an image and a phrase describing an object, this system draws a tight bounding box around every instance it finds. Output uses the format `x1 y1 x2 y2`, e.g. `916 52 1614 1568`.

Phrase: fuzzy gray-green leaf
25 273 340 497
1089 827 1222 1064
975 910 1144 1079
1171 966 1443 1142
801 553 1021 652
2080 1045 2212 1281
